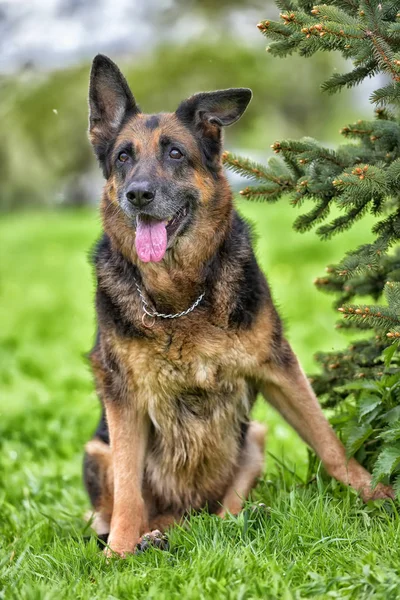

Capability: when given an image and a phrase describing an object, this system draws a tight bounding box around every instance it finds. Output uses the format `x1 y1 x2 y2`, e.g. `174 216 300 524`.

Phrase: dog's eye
118 152 129 163
169 148 183 160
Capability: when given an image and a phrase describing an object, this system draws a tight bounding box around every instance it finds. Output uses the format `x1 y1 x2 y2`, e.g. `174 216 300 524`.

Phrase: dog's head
89 54 251 263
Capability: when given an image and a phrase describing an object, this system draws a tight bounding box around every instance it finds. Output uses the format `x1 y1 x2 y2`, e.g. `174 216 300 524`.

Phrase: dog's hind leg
83 438 114 536
217 421 267 517
256 340 394 502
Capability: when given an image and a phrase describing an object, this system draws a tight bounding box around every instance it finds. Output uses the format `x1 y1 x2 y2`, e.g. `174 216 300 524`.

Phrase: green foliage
257 0 400 105
327 371 400 495
224 0 400 485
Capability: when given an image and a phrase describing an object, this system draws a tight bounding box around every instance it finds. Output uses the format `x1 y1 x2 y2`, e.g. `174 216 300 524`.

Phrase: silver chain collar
134 280 205 328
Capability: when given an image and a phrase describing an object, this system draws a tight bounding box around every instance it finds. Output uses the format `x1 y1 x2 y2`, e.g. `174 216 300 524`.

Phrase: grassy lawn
1 203 400 599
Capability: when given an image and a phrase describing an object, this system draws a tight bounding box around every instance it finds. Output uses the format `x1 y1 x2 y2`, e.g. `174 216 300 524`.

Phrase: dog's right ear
88 54 139 167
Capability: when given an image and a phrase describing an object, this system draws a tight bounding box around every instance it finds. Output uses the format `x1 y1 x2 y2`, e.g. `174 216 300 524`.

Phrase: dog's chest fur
113 323 257 511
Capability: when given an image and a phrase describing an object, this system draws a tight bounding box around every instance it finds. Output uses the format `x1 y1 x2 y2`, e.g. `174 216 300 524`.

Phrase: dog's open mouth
135 204 189 263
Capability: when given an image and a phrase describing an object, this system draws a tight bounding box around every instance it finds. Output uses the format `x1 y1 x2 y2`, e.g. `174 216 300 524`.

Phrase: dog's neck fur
100 174 234 313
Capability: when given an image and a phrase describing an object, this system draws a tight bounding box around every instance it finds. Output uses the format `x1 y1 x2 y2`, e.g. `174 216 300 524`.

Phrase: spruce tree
223 0 400 487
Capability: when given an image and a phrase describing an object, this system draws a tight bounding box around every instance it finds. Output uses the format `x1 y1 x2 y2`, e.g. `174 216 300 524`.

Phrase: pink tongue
135 216 167 263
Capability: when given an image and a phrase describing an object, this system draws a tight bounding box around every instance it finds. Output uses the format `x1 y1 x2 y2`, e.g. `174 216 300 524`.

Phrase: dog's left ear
88 54 139 171
176 88 252 129
176 89 252 168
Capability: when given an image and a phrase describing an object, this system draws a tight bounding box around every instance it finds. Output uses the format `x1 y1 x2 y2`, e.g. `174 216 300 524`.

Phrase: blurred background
0 0 373 210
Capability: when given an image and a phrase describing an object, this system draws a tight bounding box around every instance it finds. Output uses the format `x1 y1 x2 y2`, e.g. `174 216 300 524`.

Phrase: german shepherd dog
84 54 394 557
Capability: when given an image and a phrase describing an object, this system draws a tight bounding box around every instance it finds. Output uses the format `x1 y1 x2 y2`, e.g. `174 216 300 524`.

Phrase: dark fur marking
175 388 212 419
83 412 109 509
228 251 269 329
159 134 172 147
245 379 259 410
145 115 160 130
164 334 173 352
83 452 102 508
114 141 134 161
93 109 139 179
96 288 143 339
274 337 296 368
202 212 271 329
93 234 136 282
196 134 221 178
94 409 110 444
93 235 145 339
239 421 249 447
175 111 221 177
102 352 130 405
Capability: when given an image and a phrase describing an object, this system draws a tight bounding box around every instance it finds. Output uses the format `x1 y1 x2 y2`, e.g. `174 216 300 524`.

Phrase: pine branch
258 0 400 104
275 0 299 11
293 196 332 231
371 82 400 105
316 202 370 239
338 302 400 329
321 61 378 95
239 184 287 202
323 0 360 15
222 151 295 186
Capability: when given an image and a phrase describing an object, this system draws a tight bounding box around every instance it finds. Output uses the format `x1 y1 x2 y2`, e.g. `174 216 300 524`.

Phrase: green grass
1 204 400 599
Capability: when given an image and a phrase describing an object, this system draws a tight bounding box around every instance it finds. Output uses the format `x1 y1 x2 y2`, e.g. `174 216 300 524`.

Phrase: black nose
125 182 155 208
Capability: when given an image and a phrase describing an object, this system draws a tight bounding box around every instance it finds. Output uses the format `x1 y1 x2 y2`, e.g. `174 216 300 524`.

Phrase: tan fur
104 403 150 556
258 353 392 499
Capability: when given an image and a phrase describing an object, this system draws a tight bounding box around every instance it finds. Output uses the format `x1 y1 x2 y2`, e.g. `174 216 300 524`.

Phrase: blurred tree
161 0 265 18
224 0 400 487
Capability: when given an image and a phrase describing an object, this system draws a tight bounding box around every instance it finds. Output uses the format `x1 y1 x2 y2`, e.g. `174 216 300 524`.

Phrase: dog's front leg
105 401 149 557
255 340 394 502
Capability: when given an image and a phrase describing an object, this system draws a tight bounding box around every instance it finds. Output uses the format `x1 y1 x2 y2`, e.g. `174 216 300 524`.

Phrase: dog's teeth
165 207 188 228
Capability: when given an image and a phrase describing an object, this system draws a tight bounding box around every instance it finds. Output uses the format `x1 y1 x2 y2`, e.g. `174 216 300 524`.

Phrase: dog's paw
361 482 395 502
103 546 124 559
103 536 138 559
137 529 169 552
103 544 132 559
